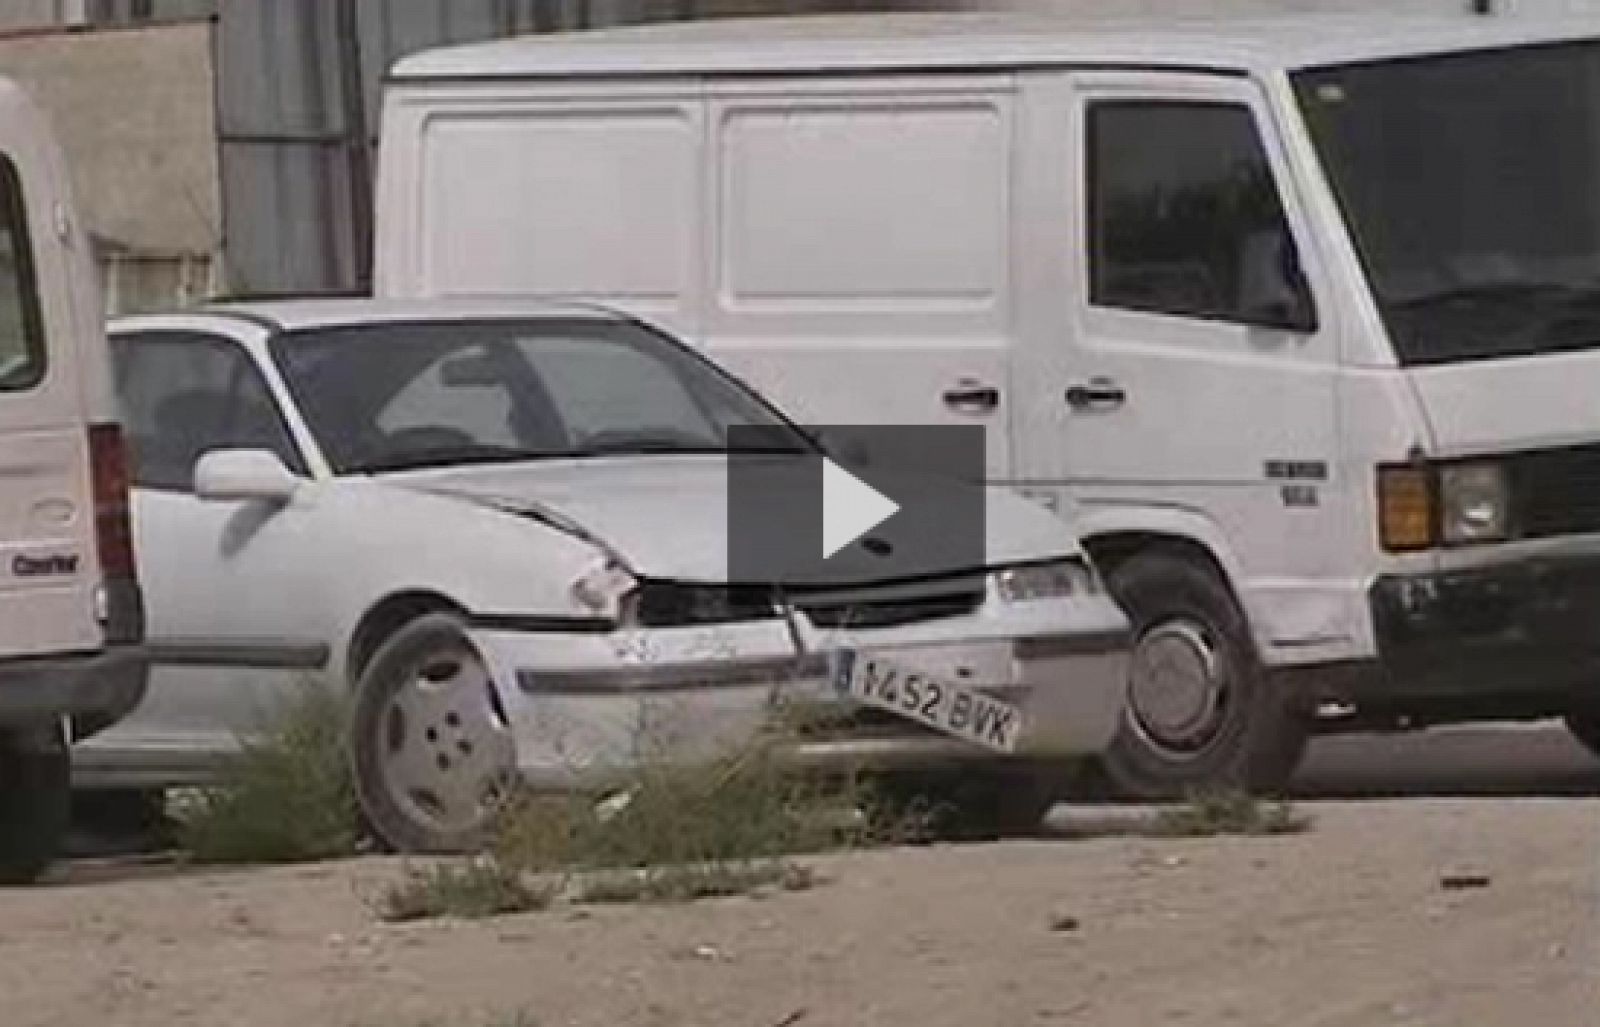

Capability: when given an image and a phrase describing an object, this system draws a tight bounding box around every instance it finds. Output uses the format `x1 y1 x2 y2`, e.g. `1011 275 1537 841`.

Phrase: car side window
1087 100 1317 331
0 157 46 391
112 333 306 491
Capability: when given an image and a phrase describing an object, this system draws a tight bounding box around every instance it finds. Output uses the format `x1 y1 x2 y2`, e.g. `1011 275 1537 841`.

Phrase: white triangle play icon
822 458 900 559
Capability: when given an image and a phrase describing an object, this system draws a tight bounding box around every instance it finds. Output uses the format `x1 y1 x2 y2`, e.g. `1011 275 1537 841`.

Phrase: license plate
832 651 1024 753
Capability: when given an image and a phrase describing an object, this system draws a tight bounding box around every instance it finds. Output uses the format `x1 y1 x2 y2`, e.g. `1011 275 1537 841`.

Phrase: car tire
1097 552 1309 800
0 724 71 885
350 613 519 854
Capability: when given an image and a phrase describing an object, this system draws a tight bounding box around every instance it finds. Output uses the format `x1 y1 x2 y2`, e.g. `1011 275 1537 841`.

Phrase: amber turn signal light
1377 464 1436 553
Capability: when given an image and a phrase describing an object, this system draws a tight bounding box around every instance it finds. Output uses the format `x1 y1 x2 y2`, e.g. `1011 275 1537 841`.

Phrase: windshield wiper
571 443 811 458
359 445 548 474
1390 279 1600 363
1390 280 1583 312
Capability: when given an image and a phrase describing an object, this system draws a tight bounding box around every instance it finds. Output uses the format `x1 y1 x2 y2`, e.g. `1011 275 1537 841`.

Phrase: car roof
110 296 628 335
389 11 1600 82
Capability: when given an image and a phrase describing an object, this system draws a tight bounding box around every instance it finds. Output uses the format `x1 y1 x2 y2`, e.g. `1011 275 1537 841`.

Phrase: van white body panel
0 79 113 660
374 14 1600 693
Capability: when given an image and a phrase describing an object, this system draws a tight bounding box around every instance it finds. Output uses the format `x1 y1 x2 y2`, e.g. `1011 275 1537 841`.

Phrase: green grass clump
376 858 554 922
176 686 360 864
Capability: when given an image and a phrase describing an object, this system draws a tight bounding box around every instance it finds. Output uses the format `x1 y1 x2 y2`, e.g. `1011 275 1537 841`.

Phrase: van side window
111 334 306 491
0 157 46 390
1087 101 1316 331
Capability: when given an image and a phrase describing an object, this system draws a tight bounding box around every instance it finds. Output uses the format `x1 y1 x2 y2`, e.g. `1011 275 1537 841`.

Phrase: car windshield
1294 40 1600 366
270 317 813 474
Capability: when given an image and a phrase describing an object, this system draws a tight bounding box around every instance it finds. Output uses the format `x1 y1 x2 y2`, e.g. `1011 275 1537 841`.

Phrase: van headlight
991 559 1100 603
1440 462 1510 545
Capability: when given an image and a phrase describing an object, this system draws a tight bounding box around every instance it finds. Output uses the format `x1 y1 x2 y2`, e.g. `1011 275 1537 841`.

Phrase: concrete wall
0 22 221 312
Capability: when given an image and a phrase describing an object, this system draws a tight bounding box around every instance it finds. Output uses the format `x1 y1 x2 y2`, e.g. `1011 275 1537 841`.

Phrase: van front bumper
0 644 149 736
1330 555 1600 716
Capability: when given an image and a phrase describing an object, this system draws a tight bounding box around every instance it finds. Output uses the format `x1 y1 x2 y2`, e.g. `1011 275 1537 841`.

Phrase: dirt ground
1 799 1594 1027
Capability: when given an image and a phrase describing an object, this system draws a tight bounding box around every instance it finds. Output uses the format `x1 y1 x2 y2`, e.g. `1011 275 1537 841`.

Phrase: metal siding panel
220 141 354 294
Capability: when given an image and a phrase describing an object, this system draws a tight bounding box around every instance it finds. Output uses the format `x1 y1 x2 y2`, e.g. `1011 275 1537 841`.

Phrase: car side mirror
193 449 301 503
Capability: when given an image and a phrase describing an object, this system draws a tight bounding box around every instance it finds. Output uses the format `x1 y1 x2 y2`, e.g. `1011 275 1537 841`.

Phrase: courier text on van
374 13 1600 796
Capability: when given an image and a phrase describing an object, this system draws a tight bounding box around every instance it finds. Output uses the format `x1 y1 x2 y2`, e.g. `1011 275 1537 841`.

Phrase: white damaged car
81 299 1130 851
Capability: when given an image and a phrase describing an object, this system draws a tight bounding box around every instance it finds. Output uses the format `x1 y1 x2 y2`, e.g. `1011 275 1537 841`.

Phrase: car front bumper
470 595 1130 792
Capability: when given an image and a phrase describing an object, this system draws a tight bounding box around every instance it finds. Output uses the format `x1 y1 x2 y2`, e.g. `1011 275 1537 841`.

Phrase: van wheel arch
1084 532 1235 594
1082 535 1309 798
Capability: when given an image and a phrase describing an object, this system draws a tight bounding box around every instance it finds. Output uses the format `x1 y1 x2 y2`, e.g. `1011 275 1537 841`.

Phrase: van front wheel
1098 553 1309 800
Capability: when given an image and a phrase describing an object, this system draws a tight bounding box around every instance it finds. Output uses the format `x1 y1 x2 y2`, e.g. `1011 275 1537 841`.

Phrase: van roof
389 11 1600 82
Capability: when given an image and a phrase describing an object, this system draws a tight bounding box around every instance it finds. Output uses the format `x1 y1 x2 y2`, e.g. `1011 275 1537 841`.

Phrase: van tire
0 725 70 885
1098 552 1308 800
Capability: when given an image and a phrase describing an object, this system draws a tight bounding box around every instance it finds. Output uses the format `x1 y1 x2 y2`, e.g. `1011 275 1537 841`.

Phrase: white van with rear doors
375 12 1600 797
0 78 146 879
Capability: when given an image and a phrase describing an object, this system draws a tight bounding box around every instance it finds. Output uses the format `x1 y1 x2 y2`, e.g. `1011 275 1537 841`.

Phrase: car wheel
0 724 70 885
350 613 519 854
1097 552 1309 800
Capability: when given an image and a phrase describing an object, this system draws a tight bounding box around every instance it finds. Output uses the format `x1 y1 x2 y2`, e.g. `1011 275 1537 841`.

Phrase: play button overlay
822 458 900 559
726 424 985 588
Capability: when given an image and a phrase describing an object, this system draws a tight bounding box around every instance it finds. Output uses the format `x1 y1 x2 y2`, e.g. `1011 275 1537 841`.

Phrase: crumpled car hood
392 454 1078 584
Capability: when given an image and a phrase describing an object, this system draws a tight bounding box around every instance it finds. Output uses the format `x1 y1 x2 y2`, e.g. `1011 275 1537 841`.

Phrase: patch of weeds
176 685 360 864
1151 790 1311 838
376 858 556 923
498 743 856 905
374 701 899 921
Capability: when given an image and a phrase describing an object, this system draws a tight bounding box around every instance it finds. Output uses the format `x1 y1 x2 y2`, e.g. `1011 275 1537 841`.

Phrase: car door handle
942 383 1001 413
1065 379 1127 411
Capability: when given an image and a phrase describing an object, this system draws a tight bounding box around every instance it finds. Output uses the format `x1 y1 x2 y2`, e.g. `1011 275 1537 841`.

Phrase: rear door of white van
0 86 105 659
700 77 1017 477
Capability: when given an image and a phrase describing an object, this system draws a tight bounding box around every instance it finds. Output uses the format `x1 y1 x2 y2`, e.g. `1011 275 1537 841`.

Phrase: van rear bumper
0 644 148 736
1317 556 1600 719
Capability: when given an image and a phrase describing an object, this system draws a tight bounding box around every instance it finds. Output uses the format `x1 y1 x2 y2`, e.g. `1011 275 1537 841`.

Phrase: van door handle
942 383 1001 413
1065 379 1126 411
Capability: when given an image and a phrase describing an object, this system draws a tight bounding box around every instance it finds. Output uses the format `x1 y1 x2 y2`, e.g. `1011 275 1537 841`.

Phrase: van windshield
1294 41 1600 366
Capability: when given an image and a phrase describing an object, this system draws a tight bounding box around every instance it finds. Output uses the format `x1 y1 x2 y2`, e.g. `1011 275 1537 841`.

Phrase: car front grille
1510 442 1600 540
791 577 986 629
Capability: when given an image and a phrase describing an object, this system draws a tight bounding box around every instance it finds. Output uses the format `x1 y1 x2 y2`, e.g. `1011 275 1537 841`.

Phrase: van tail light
1377 464 1436 553
88 422 135 580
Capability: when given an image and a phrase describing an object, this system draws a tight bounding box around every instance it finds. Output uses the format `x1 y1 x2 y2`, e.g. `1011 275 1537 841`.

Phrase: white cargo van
0 78 145 878
376 12 1600 796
